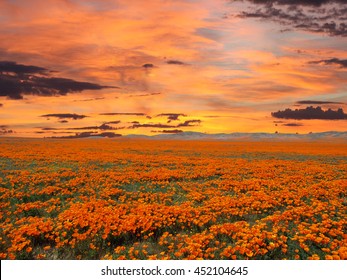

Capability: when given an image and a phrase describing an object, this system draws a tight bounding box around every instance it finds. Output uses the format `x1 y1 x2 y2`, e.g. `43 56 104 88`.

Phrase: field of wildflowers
0 138 346 260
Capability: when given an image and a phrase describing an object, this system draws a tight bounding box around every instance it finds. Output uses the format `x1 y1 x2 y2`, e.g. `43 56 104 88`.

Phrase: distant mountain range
124 131 347 141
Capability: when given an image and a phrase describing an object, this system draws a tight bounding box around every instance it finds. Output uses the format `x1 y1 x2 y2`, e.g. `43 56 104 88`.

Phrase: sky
0 0 346 138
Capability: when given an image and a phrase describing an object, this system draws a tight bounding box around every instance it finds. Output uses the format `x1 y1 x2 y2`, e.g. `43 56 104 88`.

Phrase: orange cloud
0 0 346 137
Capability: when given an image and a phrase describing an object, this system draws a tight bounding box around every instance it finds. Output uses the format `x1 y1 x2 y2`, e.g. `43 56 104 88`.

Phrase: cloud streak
52 131 122 139
309 58 347 68
40 113 88 120
296 100 345 105
67 123 122 131
100 112 146 116
166 60 187 65
151 129 184 133
128 92 162 97
129 119 202 129
282 122 303 126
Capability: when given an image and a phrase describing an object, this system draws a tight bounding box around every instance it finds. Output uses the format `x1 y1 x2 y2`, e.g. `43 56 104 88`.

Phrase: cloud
177 120 202 127
166 60 187 65
73 97 105 102
0 61 48 75
40 113 88 120
130 123 176 129
0 103 3 107
271 106 347 119
52 131 122 139
151 129 184 133
0 125 14 134
142 63 155 68
67 123 122 131
36 131 75 134
38 122 123 132
129 119 201 129
58 120 69 123
235 0 347 37
52 131 75 134
240 1 347 6
282 122 304 126
104 121 121 125
128 92 162 97
100 112 146 116
296 100 345 105
40 127 59 131
309 58 347 68
0 61 116 99
108 62 156 91
156 113 187 122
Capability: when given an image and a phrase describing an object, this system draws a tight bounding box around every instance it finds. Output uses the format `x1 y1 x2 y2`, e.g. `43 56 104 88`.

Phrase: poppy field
0 138 346 260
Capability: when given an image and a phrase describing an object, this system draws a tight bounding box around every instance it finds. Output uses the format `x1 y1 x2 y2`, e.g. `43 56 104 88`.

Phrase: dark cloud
128 92 162 97
129 119 201 129
156 113 187 122
0 125 14 135
240 1 347 6
52 132 122 139
131 123 177 129
234 0 347 37
296 100 345 105
0 61 48 75
100 112 146 116
36 131 75 134
96 132 122 138
282 122 304 126
59 120 69 123
104 121 121 125
272 106 347 119
151 129 184 133
166 60 187 65
40 121 123 131
309 58 347 68
177 120 202 127
0 103 3 107
142 63 155 68
67 123 122 131
40 127 59 131
0 61 116 99
40 113 88 120
52 131 75 134
30 77 112 94
73 97 105 102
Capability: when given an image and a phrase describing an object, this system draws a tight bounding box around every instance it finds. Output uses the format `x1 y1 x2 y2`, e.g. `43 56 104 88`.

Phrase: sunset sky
0 0 346 138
